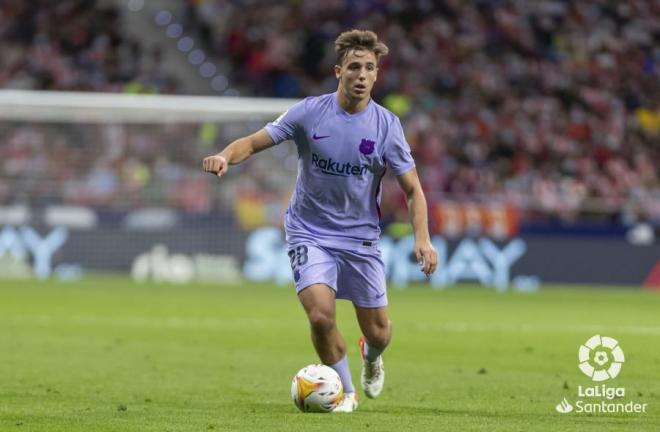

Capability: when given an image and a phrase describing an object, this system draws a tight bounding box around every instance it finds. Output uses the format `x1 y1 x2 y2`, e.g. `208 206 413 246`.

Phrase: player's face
335 49 378 101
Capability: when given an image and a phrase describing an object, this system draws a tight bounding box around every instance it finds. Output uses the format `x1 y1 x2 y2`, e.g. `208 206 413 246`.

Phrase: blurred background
0 0 659 289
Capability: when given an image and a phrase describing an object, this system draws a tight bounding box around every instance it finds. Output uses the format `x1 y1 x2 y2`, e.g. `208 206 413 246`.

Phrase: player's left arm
395 168 438 276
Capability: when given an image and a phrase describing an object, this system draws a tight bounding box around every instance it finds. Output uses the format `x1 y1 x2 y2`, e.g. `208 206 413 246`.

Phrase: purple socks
362 340 385 362
329 354 355 394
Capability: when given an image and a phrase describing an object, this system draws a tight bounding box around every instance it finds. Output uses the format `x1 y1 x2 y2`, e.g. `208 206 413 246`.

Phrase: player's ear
334 64 341 79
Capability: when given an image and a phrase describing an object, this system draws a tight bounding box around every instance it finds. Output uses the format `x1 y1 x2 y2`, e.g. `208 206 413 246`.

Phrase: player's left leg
355 305 390 398
333 244 389 399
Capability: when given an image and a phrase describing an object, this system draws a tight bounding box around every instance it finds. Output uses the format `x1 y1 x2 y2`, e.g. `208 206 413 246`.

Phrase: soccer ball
291 364 344 412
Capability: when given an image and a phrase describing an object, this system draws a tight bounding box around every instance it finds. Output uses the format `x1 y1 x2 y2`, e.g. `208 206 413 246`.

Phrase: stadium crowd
1 0 659 226
0 0 178 93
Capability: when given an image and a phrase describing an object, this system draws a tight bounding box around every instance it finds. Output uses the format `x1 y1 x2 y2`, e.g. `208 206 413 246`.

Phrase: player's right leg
297 284 346 365
288 241 357 412
298 284 358 412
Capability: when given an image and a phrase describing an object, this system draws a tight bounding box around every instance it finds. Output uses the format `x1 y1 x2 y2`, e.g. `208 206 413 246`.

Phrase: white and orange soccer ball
290 364 344 412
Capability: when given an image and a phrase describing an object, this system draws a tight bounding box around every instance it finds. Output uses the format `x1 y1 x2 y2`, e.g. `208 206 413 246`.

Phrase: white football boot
332 392 358 413
360 336 385 399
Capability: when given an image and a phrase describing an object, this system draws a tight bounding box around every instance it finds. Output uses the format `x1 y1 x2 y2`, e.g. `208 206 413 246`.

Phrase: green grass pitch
1 277 659 431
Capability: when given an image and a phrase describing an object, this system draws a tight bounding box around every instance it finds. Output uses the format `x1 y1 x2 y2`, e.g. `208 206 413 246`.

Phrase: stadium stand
0 0 179 93
1 0 658 227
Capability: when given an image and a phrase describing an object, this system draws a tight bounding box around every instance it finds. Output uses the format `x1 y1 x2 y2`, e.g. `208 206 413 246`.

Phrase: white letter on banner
244 227 290 283
445 239 492 286
19 226 68 279
0 226 27 260
479 238 526 291
389 234 426 287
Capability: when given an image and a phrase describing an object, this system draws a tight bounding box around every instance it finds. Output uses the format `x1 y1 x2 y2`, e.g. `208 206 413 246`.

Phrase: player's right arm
202 128 274 177
204 98 307 177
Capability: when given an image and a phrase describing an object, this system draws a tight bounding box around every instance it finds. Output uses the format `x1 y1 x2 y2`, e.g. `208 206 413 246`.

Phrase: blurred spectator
0 0 178 93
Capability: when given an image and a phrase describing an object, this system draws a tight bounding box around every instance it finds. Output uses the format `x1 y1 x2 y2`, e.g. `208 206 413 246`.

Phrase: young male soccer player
203 29 438 412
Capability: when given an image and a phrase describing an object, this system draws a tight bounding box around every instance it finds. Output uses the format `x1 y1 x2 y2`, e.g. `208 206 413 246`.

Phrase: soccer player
203 29 438 412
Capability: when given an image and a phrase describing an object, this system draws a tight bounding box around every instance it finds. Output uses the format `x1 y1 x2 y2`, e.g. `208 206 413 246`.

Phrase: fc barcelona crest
359 139 375 155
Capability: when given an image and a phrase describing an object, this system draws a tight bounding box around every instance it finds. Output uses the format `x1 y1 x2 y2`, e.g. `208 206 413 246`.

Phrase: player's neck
336 89 370 114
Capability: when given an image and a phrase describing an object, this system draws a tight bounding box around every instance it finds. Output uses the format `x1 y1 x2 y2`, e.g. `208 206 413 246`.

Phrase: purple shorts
286 239 387 308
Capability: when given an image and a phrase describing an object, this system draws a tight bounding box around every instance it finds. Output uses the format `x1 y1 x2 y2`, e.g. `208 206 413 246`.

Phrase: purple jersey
264 92 415 249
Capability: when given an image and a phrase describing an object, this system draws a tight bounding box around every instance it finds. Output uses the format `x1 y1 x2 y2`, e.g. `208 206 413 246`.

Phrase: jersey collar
333 91 373 121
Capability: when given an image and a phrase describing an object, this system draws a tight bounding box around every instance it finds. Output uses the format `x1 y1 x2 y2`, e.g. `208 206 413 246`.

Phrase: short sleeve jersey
264 92 415 248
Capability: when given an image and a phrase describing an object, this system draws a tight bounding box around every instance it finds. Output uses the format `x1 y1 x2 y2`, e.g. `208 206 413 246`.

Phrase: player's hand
414 239 438 277
202 154 228 177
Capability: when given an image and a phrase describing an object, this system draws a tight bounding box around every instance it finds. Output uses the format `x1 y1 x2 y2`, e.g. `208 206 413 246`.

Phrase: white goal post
0 90 298 124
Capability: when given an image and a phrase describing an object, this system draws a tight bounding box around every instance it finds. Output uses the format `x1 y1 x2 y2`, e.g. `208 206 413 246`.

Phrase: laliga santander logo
556 335 647 415
578 335 625 382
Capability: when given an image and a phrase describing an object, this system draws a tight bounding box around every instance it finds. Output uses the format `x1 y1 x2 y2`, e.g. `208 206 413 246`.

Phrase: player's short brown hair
334 29 389 66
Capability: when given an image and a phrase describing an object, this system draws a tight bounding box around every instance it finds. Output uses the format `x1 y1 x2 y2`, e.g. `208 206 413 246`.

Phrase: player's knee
365 320 391 347
307 309 336 335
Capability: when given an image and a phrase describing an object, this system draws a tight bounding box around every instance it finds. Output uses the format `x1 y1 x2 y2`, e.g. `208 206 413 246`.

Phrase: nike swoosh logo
313 133 330 140
376 292 386 299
